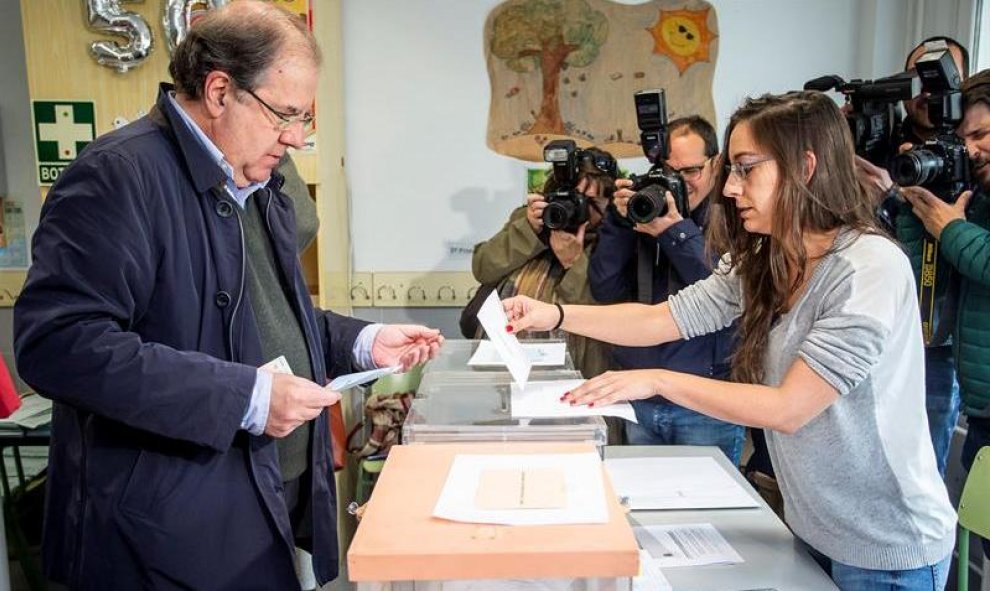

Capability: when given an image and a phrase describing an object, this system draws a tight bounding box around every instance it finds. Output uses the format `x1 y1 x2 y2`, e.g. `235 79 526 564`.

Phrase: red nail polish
588 402 595 408
505 324 513 333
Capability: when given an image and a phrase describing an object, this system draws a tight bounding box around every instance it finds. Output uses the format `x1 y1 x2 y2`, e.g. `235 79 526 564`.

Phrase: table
0 426 50 497
605 445 838 591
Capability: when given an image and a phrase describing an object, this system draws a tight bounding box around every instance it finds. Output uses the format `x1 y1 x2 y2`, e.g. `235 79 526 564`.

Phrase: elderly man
13 2 442 589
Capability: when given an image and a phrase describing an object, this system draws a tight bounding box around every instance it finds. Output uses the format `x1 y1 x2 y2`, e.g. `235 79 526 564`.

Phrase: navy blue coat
13 84 366 590
588 203 735 420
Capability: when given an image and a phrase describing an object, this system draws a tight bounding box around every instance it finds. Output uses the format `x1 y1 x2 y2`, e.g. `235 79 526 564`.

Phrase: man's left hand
635 191 683 238
371 325 444 371
901 186 973 240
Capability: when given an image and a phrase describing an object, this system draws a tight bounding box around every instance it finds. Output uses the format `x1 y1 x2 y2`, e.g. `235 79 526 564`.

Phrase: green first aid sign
32 101 96 186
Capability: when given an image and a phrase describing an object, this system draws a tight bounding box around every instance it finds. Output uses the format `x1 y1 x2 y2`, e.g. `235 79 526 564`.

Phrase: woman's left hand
563 369 663 407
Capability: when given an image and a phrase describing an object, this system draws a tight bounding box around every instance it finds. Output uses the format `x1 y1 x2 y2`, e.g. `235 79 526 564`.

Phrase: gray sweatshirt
668 229 956 570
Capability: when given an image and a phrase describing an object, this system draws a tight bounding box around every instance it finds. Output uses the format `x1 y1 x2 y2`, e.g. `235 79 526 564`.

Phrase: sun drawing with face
647 7 716 75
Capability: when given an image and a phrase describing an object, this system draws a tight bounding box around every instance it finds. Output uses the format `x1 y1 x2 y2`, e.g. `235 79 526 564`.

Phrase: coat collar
151 83 286 196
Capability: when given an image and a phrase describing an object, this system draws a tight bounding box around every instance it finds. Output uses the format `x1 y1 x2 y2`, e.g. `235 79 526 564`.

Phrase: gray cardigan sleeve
667 256 742 339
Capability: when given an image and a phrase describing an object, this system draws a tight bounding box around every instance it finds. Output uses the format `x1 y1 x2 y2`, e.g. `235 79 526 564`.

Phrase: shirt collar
167 92 266 207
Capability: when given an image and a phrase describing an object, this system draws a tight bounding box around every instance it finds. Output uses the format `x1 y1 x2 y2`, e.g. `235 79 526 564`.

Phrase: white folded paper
476 290 532 387
511 380 638 423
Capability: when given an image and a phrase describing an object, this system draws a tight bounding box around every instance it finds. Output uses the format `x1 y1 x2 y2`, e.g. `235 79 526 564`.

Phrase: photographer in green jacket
898 68 990 559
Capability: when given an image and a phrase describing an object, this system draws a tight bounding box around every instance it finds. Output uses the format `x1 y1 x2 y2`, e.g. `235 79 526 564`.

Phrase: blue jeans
924 346 960 478
804 541 951 591
627 401 745 466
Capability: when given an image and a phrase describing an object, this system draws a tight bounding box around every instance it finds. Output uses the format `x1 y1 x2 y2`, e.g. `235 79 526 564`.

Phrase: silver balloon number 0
85 0 154 73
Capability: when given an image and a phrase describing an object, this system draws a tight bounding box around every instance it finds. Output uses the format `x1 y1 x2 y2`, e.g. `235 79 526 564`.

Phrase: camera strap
919 236 939 345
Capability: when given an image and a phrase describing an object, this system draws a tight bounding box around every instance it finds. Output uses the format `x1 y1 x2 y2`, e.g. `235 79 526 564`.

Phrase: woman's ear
803 150 818 184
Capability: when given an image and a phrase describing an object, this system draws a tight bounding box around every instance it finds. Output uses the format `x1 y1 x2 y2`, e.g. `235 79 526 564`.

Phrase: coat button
678 232 687 240
215 291 231 308
216 201 234 218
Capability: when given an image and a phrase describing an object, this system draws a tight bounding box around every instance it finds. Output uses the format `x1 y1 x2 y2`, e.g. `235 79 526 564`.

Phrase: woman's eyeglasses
724 157 774 182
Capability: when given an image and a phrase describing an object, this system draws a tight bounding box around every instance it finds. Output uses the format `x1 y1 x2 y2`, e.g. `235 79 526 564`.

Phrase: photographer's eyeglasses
244 88 314 133
672 158 709 181
724 157 774 182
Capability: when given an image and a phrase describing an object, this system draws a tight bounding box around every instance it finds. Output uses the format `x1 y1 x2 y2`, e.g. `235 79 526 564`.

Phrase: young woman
504 92 956 591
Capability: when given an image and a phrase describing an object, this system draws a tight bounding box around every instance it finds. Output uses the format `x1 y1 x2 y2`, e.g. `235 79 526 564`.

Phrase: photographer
859 38 970 479
899 68 990 559
471 147 617 382
898 37 970 147
588 116 744 465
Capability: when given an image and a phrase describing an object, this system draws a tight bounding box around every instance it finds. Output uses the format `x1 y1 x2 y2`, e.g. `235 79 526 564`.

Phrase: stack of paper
467 340 567 368
605 457 759 510
635 523 743 568
0 392 51 431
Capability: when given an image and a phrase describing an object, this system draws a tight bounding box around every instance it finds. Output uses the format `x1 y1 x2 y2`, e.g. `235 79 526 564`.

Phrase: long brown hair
706 91 881 383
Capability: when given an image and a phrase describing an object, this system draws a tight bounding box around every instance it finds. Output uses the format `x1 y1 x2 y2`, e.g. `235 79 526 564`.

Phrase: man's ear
804 150 818 184
202 70 232 118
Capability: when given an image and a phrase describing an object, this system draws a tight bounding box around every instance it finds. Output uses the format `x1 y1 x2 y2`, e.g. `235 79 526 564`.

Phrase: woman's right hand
526 193 548 233
503 295 560 333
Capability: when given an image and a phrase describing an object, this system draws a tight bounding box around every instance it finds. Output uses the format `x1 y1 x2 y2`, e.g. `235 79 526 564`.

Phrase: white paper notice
468 340 567 367
605 457 759 510
633 549 673 591
476 290 532 387
433 453 609 525
635 523 743 568
327 365 401 391
511 380 638 423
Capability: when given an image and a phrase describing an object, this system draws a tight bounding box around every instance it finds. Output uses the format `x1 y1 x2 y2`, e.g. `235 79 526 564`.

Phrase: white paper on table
327 365 401 391
633 549 673 591
432 453 608 525
635 523 743 568
510 380 638 424
468 340 567 367
476 290 532 387
605 457 759 510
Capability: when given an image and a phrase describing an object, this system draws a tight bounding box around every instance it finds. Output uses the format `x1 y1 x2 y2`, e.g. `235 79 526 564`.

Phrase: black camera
889 44 969 200
804 72 919 165
542 139 590 232
626 89 688 224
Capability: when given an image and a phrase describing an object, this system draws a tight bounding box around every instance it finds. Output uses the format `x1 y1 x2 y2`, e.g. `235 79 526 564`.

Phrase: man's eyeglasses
671 158 709 181
724 157 774 182
244 88 314 133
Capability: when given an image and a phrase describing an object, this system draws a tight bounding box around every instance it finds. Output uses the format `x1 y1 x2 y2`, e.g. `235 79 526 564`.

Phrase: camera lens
543 200 576 230
628 185 669 224
891 149 943 187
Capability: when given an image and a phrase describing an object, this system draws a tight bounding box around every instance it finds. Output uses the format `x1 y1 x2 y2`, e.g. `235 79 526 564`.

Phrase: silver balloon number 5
85 0 154 73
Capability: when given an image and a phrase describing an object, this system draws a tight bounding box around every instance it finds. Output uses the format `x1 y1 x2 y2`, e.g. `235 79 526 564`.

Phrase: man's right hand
265 373 341 438
526 193 548 233
613 179 634 218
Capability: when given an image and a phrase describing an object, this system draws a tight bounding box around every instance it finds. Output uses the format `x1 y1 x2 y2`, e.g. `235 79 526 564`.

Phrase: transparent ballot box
422 338 575 376
403 371 608 447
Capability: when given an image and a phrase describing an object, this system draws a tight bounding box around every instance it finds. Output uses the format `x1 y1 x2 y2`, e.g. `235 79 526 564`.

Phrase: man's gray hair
168 0 321 99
